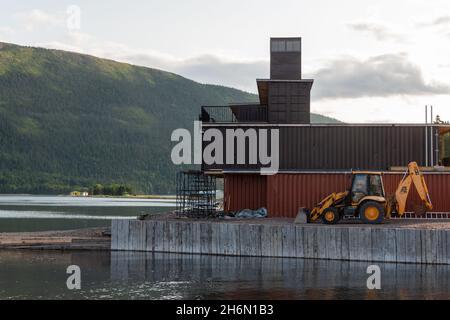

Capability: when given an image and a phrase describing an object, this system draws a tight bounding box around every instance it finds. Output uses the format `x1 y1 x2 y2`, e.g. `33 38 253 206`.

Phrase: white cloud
346 20 408 42
0 26 15 41
310 53 450 100
0 26 15 35
417 16 450 27
124 53 267 93
14 9 64 31
40 32 266 93
37 30 450 99
313 95 450 124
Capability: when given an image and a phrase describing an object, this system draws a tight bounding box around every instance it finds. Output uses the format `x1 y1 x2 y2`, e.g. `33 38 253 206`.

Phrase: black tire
321 207 340 225
359 201 385 224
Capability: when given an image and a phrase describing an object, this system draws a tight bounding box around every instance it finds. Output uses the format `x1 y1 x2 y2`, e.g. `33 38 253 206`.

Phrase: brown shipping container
203 124 442 172
223 172 450 218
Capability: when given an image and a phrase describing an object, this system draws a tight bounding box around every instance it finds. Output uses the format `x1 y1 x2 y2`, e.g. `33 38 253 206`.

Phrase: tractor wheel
359 201 385 224
321 207 340 225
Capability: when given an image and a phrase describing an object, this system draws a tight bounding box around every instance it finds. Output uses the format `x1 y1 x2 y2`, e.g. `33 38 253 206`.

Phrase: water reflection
111 252 450 300
0 250 449 299
0 195 174 232
0 195 176 207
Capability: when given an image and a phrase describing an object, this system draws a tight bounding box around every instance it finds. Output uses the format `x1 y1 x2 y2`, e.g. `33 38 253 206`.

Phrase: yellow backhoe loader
302 162 432 224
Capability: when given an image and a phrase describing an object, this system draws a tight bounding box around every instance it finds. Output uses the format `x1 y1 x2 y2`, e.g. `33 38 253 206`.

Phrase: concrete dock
111 218 450 265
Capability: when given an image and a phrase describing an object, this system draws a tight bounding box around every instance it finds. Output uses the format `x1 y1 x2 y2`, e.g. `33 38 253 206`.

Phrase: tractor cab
349 171 385 204
338 171 387 222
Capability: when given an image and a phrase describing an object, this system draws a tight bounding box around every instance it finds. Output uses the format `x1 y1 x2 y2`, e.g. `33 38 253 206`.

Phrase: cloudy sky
1 0 450 122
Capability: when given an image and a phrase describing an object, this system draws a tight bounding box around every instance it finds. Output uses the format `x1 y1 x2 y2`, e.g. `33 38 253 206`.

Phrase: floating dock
111 218 450 265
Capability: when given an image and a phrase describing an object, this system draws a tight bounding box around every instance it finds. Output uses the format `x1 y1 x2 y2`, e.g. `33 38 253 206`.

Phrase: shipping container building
201 123 449 172
199 37 450 216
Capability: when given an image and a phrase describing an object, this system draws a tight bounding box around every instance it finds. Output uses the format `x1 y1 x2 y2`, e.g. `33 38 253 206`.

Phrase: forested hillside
0 42 339 194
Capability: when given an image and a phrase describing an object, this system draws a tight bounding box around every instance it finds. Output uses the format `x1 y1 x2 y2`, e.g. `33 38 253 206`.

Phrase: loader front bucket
294 207 310 224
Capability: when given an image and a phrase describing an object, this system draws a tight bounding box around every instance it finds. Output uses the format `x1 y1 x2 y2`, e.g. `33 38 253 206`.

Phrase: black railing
200 106 237 123
200 105 268 123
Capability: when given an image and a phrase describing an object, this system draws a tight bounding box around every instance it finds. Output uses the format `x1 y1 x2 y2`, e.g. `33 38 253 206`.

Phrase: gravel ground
149 212 450 229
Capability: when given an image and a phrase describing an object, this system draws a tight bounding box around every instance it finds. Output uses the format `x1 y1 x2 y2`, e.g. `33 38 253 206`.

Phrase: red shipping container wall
267 173 350 217
383 173 450 214
223 174 266 212
223 173 450 218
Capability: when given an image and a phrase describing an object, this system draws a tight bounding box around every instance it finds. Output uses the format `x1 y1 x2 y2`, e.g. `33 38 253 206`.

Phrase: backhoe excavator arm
391 161 433 217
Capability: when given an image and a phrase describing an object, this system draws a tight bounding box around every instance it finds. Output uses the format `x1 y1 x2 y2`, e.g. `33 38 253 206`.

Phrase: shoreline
0 194 177 200
0 227 111 250
87 194 176 200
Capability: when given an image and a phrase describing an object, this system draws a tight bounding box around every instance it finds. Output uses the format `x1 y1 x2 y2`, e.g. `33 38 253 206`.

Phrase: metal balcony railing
200 105 268 123
200 106 237 123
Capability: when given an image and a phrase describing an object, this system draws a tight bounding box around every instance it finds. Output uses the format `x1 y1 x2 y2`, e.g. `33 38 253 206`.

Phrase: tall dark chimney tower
270 37 302 80
257 37 313 124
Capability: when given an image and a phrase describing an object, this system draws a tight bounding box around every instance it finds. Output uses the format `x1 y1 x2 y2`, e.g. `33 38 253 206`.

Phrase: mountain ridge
0 42 340 194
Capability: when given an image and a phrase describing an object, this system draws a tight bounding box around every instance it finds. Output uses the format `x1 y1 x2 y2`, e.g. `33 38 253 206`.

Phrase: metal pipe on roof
431 106 434 166
425 105 428 167
436 125 440 166
433 106 440 165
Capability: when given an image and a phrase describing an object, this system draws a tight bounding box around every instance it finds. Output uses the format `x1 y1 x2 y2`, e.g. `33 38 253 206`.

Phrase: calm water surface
1 250 450 299
0 195 175 232
1 195 449 300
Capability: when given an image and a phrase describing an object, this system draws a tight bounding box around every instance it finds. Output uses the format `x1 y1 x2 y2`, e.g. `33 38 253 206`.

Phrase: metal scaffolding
176 170 217 218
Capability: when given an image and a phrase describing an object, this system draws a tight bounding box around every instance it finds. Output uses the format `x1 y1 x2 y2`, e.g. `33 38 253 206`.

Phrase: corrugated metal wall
383 173 450 214
279 126 427 169
203 125 437 171
266 173 350 217
223 174 267 212
223 173 450 218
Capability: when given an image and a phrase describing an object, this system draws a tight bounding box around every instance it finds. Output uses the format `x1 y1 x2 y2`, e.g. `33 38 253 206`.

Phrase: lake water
1 195 449 300
0 195 175 232
1 250 450 299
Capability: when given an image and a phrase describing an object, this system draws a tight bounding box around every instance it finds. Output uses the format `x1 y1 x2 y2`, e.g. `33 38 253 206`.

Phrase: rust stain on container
224 173 450 218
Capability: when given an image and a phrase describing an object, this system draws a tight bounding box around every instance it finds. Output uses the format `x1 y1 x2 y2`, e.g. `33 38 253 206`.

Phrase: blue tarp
235 207 267 218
